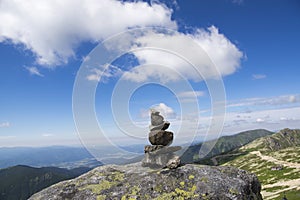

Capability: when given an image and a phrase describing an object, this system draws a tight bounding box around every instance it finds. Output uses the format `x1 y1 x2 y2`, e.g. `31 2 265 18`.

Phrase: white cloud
222 106 300 134
86 64 123 82
228 94 300 108
0 0 243 84
0 122 10 128
151 103 176 119
178 91 205 98
252 74 266 80
25 66 44 77
255 118 265 123
0 135 16 139
123 26 243 82
42 133 54 137
289 95 297 103
0 0 176 67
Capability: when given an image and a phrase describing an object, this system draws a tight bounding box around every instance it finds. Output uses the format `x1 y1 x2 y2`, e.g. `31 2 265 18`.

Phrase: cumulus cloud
0 0 175 67
252 74 266 80
149 103 176 119
123 26 243 82
139 103 176 121
24 66 44 77
0 0 243 83
0 122 10 128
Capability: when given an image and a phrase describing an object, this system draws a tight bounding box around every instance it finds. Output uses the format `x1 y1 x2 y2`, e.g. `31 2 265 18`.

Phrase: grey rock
149 130 173 146
149 121 170 131
166 155 180 169
29 163 263 200
150 110 164 126
142 152 175 168
143 146 182 169
144 145 181 154
144 145 164 153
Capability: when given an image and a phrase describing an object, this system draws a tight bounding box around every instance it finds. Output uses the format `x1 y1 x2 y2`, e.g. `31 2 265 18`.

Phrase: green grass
274 189 300 200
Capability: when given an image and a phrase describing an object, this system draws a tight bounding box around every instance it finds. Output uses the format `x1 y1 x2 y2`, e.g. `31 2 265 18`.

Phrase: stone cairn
142 109 181 169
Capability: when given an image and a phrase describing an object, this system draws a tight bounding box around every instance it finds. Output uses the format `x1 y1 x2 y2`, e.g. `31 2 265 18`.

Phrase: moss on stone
188 175 195 180
121 185 141 200
97 195 106 200
200 176 208 183
83 180 112 194
179 181 185 187
229 188 239 195
108 171 124 182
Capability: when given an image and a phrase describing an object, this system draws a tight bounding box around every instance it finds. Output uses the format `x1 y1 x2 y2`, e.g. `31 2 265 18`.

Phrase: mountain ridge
181 129 274 163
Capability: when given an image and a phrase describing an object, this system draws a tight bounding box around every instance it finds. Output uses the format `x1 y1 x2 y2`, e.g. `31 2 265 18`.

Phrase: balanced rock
143 109 179 169
149 121 170 131
144 145 181 154
150 110 164 125
149 130 173 146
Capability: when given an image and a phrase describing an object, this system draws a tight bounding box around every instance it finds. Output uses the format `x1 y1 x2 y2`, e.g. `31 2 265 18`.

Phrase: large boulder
29 163 263 200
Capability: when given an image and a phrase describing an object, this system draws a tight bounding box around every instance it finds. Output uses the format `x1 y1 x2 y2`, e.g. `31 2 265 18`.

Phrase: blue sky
0 0 300 147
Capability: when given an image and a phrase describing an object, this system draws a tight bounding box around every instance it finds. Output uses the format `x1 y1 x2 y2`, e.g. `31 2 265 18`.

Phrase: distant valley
0 146 101 169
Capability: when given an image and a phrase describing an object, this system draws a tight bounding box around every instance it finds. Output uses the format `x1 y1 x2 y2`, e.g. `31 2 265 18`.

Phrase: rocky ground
29 162 262 200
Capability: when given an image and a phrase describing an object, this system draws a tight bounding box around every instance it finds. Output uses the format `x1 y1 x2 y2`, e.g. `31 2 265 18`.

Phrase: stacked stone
142 110 181 169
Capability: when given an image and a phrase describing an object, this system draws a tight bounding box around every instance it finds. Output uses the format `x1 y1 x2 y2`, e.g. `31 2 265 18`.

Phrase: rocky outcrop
29 162 263 200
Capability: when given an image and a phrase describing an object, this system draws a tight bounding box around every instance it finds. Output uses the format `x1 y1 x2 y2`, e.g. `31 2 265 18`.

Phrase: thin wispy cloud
25 66 44 77
42 133 54 137
0 135 16 139
232 0 244 5
227 94 300 108
252 74 266 80
178 91 205 98
0 122 10 128
86 64 123 82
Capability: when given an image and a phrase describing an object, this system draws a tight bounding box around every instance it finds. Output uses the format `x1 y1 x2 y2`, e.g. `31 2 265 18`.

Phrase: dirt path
250 151 300 169
262 178 300 200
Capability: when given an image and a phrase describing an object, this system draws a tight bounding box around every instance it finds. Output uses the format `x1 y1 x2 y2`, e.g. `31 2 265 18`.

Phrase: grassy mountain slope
181 129 274 163
220 128 300 200
0 165 90 200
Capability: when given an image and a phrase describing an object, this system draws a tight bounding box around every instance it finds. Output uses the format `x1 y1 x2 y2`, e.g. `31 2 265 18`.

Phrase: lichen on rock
29 162 263 200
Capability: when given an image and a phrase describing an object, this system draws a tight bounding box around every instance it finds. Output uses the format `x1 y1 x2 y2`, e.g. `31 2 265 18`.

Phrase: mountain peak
29 162 262 200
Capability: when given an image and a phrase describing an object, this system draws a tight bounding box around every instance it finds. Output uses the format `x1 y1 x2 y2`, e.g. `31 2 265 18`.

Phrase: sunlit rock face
29 163 263 200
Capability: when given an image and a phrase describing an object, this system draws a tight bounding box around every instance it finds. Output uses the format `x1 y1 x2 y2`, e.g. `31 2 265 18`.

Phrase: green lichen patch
83 180 113 194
